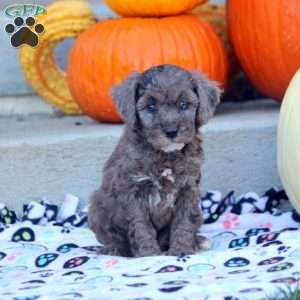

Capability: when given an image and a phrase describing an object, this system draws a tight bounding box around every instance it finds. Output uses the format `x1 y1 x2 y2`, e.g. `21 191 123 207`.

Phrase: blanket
0 188 299 300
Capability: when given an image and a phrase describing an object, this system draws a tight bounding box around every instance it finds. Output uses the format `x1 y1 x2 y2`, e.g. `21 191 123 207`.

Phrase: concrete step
0 99 281 214
0 95 56 118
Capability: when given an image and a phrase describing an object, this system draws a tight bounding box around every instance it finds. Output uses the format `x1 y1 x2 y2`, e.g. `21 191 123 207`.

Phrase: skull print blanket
0 188 300 300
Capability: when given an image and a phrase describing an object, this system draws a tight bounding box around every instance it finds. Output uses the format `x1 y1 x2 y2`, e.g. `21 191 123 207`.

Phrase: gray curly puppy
88 64 221 257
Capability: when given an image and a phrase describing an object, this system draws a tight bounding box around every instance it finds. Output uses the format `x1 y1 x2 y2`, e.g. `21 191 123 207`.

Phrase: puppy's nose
164 128 178 139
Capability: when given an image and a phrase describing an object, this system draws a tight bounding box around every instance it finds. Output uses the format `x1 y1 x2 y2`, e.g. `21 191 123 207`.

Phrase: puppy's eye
179 101 190 111
146 103 157 113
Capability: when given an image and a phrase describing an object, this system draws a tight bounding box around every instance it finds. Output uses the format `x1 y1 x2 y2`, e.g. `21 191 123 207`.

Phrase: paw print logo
256 232 279 244
12 227 35 242
245 227 270 237
56 243 79 254
5 16 44 47
35 253 58 268
0 252 6 261
267 262 294 272
229 237 249 248
105 258 120 268
162 280 189 286
0 223 7 232
126 283 148 288
82 246 103 252
32 269 55 278
223 213 240 229
0 207 17 224
228 269 250 275
122 273 145 278
57 292 84 299
270 277 299 284
257 256 285 266
262 240 283 247
240 287 263 293
158 281 188 293
61 226 74 234
277 245 291 254
187 263 215 273
63 256 90 269
224 257 250 268
155 265 183 273
177 255 191 263
159 286 185 293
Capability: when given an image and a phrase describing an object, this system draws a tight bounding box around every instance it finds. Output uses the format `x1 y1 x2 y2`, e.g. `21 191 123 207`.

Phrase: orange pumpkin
104 0 207 17
192 2 239 79
227 0 300 101
67 15 228 122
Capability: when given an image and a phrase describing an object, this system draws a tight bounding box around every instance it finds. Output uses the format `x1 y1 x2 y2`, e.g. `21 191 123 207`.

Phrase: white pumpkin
278 69 300 214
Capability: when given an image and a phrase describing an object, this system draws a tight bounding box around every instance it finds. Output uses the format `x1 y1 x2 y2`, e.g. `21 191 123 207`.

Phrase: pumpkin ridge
154 18 165 66
191 17 213 76
170 16 183 67
107 20 123 116
98 20 122 120
164 17 179 66
178 16 198 70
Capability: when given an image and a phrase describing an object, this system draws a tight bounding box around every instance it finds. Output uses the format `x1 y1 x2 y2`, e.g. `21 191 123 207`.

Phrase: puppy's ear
111 72 142 127
191 71 221 126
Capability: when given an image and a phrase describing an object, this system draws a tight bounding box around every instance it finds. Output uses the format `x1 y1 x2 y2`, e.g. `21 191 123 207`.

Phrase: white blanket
0 188 299 300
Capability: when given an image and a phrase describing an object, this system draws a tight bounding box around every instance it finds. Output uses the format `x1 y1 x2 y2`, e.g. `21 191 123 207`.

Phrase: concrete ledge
0 95 56 118
0 100 281 214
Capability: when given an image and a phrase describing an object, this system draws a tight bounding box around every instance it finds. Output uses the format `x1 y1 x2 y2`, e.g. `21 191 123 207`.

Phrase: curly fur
88 64 220 257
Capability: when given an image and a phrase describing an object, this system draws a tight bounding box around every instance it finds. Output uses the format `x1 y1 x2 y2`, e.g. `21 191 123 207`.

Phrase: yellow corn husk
19 0 97 115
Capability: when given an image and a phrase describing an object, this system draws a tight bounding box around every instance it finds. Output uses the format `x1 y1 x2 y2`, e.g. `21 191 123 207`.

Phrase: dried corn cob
19 0 97 114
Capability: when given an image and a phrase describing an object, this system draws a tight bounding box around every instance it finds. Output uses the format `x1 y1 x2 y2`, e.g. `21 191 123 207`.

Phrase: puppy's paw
166 236 211 256
96 246 125 256
196 235 212 251
134 248 163 258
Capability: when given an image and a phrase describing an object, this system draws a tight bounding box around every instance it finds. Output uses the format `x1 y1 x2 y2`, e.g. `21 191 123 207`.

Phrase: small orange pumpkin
227 0 300 101
67 15 228 122
104 0 207 17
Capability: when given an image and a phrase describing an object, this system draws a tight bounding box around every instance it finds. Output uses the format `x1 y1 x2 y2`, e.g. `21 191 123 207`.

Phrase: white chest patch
163 192 176 209
161 143 185 153
161 168 175 183
148 192 162 208
148 191 177 209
